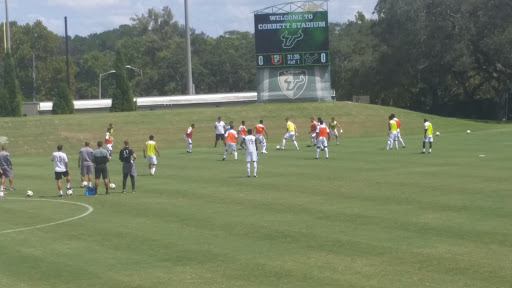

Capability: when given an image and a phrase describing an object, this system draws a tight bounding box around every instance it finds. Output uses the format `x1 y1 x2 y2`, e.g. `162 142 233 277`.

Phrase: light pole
125 65 143 77
5 0 10 53
185 0 193 95
99 70 116 99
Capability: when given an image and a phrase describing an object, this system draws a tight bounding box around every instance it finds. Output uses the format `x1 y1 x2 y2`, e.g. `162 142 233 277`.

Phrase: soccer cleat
222 158 225 161
9 187 15 191
315 157 318 159
262 151 268 154
402 146 406 148
421 151 426 154
122 190 126 194
247 175 251 178
254 175 258 178
106 191 110 195
132 190 136 193
59 194 63 197
306 145 312 147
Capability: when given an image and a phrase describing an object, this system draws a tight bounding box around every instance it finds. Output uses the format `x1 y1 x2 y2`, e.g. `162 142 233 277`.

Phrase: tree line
0 1 511 119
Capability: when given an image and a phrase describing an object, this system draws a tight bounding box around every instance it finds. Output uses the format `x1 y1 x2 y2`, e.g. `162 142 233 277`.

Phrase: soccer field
1 102 511 288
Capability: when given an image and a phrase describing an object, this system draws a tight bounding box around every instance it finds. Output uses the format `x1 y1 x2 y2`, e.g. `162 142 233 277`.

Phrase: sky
3 0 378 37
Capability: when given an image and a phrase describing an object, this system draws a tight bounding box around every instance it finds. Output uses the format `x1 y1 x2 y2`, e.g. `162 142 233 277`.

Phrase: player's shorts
54 170 69 180
94 164 108 180
397 129 402 139
122 162 137 176
329 130 339 138
284 131 296 141
255 134 266 144
246 151 257 162
146 155 157 165
388 131 397 142
184 136 192 144
238 135 246 142
317 137 328 148
216 134 225 141
310 132 317 138
80 164 93 176
423 134 434 142
226 142 237 152
106 144 113 152
0 167 13 178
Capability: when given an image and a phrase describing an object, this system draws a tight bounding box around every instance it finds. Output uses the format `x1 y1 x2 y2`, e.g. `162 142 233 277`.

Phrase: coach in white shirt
51 144 71 197
214 116 226 148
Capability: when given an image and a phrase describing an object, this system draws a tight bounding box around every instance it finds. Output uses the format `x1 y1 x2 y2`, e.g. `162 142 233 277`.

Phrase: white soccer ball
26 190 34 197
276 145 280 150
81 181 88 187
466 130 471 134
0 191 4 198
436 132 440 136
66 189 73 196
109 183 116 189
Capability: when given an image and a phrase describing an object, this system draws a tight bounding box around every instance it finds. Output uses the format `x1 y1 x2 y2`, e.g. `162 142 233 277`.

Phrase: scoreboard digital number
254 11 329 68
256 52 329 67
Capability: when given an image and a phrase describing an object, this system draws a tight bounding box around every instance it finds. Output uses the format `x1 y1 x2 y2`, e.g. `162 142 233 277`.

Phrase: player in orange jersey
223 128 238 160
254 120 268 154
184 124 195 153
315 120 330 159
238 120 247 150
307 117 318 147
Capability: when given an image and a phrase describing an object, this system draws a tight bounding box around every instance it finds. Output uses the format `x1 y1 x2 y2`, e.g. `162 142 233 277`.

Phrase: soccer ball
81 181 88 188
436 132 440 136
276 145 280 150
66 189 73 196
27 190 34 197
466 130 471 134
0 191 4 198
109 183 116 189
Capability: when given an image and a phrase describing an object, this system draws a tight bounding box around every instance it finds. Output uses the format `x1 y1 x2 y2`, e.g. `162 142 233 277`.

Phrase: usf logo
278 69 308 99
280 30 304 49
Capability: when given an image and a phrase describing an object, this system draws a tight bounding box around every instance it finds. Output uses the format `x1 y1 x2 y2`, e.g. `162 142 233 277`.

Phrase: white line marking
0 198 94 234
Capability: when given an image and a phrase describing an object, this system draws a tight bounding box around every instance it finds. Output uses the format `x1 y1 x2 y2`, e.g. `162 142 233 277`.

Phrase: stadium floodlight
99 70 116 99
125 65 143 77
185 0 193 95
5 0 11 53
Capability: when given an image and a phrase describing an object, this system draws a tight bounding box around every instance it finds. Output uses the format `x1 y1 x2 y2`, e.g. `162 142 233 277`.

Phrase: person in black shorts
214 116 226 147
92 141 110 195
119 140 137 194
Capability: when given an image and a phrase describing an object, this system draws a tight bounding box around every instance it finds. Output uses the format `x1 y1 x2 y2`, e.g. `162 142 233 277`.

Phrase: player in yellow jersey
386 115 398 150
281 118 299 150
329 117 343 145
422 118 434 154
143 135 160 175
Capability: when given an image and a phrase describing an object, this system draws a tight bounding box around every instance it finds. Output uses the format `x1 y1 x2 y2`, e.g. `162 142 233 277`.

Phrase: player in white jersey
214 116 226 147
51 144 72 197
329 117 343 145
244 129 258 177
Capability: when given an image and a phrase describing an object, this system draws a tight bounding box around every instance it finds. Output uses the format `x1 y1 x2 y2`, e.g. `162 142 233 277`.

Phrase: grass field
0 102 511 288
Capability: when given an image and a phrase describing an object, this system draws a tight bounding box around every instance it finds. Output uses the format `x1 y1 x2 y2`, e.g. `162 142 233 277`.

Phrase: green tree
3 52 22 117
51 79 74 115
111 47 134 112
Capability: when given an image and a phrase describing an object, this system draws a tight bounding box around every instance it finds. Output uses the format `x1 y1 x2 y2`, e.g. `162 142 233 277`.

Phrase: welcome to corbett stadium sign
254 10 329 68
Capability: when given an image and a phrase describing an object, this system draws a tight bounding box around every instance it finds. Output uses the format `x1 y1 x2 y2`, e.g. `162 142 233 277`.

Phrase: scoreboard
254 11 329 68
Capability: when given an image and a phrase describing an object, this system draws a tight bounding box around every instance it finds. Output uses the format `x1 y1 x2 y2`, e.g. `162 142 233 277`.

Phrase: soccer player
307 117 318 147
105 127 113 158
51 144 71 197
78 142 94 188
315 120 330 159
223 126 238 160
109 123 114 145
238 120 247 150
244 129 258 177
329 117 343 145
281 118 299 150
386 115 398 150
422 118 434 154
0 146 14 192
391 114 406 148
184 124 194 153
92 141 110 195
143 135 160 175
119 140 137 193
254 120 268 154
214 117 226 147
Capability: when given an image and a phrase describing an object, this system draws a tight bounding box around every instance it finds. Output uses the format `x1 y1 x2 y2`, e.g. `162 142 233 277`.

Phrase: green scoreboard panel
254 11 329 68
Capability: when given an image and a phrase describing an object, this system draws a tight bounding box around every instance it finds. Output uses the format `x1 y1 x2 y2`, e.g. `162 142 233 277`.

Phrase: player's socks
223 151 228 158
88 182 92 187
153 168 156 174
59 190 63 197
316 148 320 158
106 188 109 195
294 141 299 149
66 183 71 189
0 185 3 191
325 148 329 158
282 139 286 148
253 162 257 176
246 162 251 176
234 152 237 160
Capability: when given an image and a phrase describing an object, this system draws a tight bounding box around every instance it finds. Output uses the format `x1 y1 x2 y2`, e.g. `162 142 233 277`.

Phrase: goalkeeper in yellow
422 118 434 154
